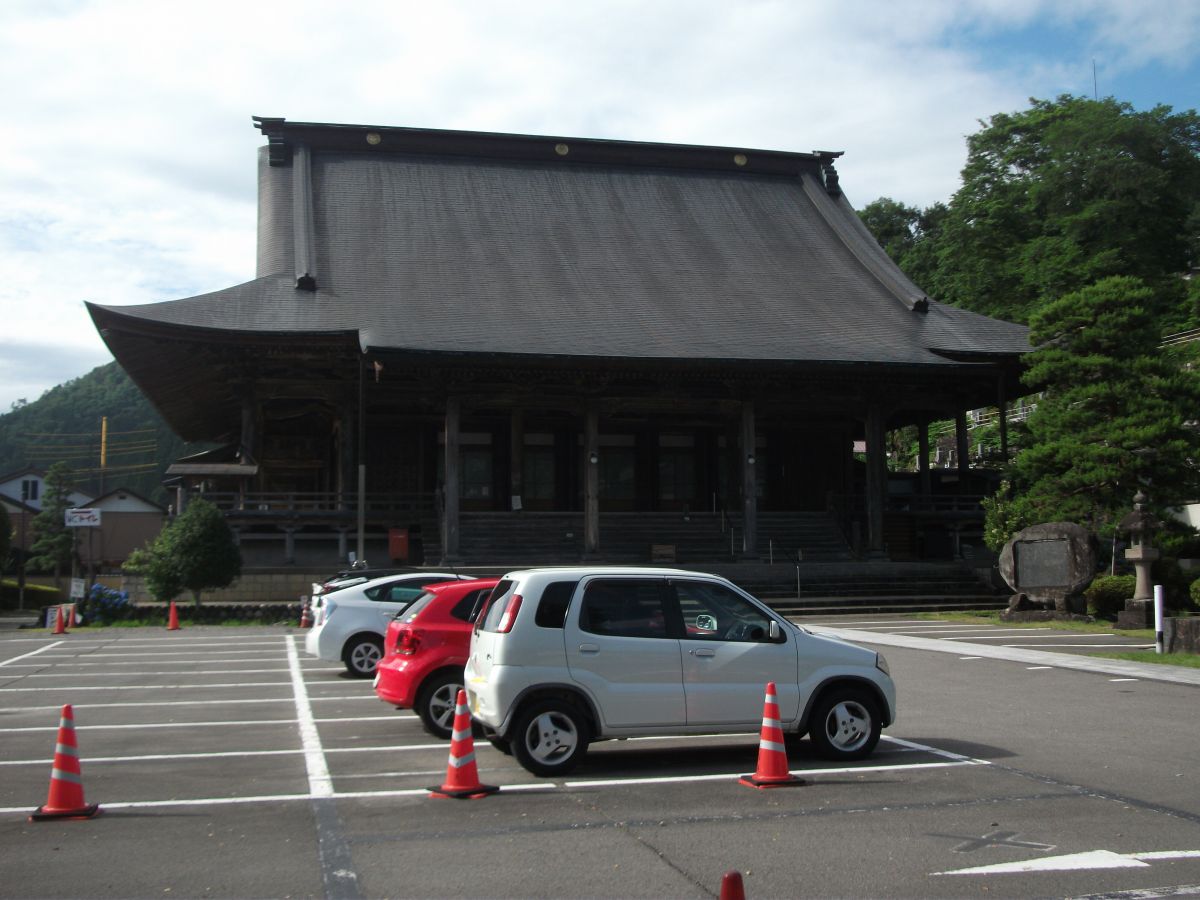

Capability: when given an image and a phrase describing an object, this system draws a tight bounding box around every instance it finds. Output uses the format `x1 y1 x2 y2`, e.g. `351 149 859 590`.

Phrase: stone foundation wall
117 571 331 604
1164 617 1200 654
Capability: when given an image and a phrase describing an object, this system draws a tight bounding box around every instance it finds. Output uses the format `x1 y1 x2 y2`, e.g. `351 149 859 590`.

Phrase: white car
465 567 897 776
305 572 466 676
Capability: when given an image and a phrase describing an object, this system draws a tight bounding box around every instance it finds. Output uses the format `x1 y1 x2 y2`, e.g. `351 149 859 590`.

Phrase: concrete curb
807 625 1200 687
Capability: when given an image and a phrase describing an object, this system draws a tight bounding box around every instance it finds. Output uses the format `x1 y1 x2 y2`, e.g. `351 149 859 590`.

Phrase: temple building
87 117 1029 569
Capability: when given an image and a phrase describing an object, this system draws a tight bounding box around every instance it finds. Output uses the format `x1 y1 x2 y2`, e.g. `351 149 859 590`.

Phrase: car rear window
478 580 516 632
534 581 578 628
398 591 437 623
451 588 489 623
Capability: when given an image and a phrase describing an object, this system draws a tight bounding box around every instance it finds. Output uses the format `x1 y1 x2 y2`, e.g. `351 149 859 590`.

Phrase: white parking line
1026 666 1053 670
0 715 405 734
1004 643 1155 649
0 682 294 692
18 668 342 677
0 642 63 667
286 635 333 797
0 742 448 767
0 695 377 713
36 650 282 658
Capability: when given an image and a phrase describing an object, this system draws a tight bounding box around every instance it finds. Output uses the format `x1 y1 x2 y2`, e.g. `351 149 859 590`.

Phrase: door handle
690 648 716 657
578 643 599 654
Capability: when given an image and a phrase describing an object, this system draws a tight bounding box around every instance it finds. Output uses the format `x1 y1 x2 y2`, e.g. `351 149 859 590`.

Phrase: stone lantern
1117 490 1158 628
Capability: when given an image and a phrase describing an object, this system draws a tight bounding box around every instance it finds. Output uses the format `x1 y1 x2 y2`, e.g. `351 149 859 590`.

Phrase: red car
374 577 499 739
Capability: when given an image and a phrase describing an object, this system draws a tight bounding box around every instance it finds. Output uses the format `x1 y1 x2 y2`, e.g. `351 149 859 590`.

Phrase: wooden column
997 378 1010 462
584 405 600 556
917 419 931 496
741 401 758 559
865 402 886 558
510 409 524 511
955 410 970 494
441 395 461 563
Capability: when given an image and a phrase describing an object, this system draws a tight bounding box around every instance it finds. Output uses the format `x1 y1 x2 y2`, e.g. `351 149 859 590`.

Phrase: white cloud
0 0 1197 411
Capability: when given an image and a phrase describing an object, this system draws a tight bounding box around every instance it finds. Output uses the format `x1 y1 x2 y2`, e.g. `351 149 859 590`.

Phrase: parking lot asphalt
1 620 1198 899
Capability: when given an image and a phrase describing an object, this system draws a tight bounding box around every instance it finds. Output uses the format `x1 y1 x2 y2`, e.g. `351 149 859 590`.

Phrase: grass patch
913 610 1155 639
1096 650 1200 668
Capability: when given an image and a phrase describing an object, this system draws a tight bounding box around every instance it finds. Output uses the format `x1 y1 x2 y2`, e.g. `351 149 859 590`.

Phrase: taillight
397 629 421 655
496 594 523 633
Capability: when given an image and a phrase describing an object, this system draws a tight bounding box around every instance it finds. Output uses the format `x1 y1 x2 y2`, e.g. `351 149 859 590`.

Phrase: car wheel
342 635 383 678
808 686 881 761
510 698 589 777
416 670 463 739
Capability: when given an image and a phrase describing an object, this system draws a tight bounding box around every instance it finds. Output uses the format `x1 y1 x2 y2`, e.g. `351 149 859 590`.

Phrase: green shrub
1084 575 1135 620
77 584 132 625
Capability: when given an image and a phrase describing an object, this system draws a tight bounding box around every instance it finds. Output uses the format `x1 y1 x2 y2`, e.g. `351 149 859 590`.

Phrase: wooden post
997 378 1010 462
510 408 524 511
741 401 758 559
584 405 600 556
955 410 970 494
865 403 886 558
917 419 931 497
442 395 461 563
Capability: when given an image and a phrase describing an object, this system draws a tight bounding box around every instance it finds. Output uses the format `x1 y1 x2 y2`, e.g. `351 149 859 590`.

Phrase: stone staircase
444 512 1005 615
727 563 1008 616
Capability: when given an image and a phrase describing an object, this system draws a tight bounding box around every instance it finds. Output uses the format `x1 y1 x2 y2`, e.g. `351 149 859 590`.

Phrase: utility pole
99 416 108 495
17 481 28 611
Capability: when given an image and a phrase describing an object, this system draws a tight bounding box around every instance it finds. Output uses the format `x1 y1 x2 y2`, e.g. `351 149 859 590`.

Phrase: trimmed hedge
130 603 303 625
1083 575 1135 621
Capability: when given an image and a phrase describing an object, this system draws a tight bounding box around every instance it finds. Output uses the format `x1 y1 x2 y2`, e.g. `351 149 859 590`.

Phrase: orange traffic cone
51 606 68 635
166 601 180 631
428 689 498 799
299 602 311 629
739 682 806 789
720 870 747 900
30 704 100 821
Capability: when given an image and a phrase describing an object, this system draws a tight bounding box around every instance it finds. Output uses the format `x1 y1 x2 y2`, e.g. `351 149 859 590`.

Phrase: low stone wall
118 571 331 604
1164 617 1200 654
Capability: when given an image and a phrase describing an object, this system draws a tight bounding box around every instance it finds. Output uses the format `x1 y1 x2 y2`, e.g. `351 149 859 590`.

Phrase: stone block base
1116 599 1153 630
1163 617 1200 653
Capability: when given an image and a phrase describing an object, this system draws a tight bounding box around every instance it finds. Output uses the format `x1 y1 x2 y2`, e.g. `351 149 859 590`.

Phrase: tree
28 462 78 587
925 96 1200 326
0 502 11 573
857 198 948 292
983 276 1200 547
125 498 241 605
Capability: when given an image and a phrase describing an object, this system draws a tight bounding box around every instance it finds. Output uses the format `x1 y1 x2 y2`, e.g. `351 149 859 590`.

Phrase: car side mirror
768 620 782 641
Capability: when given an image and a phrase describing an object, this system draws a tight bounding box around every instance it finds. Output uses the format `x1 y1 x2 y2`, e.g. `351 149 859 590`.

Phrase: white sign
70 579 86 600
65 508 101 527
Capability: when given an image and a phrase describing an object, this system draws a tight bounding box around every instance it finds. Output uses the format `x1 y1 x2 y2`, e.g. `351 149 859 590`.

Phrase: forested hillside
0 362 201 505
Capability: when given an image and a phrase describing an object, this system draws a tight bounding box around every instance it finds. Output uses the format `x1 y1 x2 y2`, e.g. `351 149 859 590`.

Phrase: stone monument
998 522 1095 620
1115 491 1158 629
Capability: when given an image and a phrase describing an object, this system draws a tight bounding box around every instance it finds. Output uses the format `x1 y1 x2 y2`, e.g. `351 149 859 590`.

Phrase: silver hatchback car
465 567 896 777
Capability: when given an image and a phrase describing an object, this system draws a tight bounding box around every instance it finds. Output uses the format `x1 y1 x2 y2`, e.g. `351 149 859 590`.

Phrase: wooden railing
198 491 438 518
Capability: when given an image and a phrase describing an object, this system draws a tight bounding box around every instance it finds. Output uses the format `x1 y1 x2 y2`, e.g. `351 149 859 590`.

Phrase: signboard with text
65 508 101 527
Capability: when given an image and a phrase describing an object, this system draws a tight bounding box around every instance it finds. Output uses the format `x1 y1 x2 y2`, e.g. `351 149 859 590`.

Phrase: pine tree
984 276 1200 547
28 462 78 588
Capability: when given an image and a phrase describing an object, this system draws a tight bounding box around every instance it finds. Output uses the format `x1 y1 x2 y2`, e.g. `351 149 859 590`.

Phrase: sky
1 0 1198 414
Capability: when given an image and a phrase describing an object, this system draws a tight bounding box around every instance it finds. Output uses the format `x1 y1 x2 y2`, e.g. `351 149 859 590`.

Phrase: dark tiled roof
89 122 1028 369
